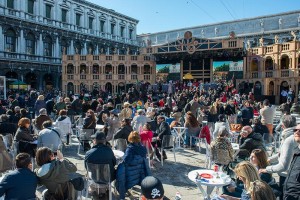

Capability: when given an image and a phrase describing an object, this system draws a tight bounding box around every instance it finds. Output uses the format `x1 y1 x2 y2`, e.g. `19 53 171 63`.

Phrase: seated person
238 126 266 159
33 108 51 131
0 114 17 135
116 131 149 200
35 147 77 199
221 161 260 199
38 120 63 152
141 176 165 200
85 131 116 181
14 117 37 157
0 153 38 199
114 118 133 143
210 127 233 166
213 114 230 140
184 111 201 147
248 180 276 200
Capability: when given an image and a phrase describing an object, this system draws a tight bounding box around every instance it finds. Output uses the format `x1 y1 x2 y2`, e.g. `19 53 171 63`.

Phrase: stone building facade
62 53 156 95
237 39 300 104
0 0 139 91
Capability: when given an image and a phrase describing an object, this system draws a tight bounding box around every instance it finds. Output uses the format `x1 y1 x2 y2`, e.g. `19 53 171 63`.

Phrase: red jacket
199 125 211 144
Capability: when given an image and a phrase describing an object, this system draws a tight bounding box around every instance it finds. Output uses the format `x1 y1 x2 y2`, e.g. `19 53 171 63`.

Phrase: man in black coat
154 116 171 160
114 118 133 142
85 131 116 181
238 125 266 159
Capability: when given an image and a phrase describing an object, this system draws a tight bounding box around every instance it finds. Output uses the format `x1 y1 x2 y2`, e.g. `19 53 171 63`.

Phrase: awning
183 73 194 80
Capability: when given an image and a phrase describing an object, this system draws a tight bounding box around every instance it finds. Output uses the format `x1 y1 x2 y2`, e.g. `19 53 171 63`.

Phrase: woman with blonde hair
248 180 276 200
119 102 132 121
221 161 260 200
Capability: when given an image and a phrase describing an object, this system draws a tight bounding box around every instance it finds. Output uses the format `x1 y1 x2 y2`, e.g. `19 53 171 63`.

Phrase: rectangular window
120 26 125 37
5 36 15 52
129 29 133 39
100 20 105 32
61 9 67 23
26 40 35 54
45 4 51 19
111 24 115 35
76 13 81 26
28 0 34 14
7 0 14 9
89 17 93 29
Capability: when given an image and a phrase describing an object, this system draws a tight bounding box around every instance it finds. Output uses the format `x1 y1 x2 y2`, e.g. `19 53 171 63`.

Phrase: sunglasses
293 129 300 133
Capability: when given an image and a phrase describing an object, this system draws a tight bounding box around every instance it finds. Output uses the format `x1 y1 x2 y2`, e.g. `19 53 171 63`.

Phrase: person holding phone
35 147 77 199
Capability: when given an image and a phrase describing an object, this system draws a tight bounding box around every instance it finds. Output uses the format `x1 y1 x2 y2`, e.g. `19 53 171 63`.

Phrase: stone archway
254 81 262 96
105 82 113 94
269 81 274 96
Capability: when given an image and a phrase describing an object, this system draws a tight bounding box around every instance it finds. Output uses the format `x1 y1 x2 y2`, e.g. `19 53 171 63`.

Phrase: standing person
119 102 132 121
33 108 51 131
184 95 200 117
240 101 253 126
0 153 38 199
34 95 46 117
54 97 66 116
283 124 300 199
8 95 19 111
35 147 77 199
56 109 72 144
38 120 63 152
259 99 275 137
155 116 171 160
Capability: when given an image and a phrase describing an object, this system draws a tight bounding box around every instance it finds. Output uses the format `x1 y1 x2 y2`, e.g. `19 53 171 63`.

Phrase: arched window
5 29 16 52
26 33 35 55
44 36 52 56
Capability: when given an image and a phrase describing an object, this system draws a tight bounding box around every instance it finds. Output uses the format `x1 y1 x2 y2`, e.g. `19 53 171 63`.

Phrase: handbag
69 176 84 191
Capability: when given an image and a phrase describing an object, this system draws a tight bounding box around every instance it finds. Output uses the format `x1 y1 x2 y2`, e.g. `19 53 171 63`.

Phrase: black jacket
85 144 116 180
114 125 133 142
157 121 171 140
239 132 266 156
284 148 300 200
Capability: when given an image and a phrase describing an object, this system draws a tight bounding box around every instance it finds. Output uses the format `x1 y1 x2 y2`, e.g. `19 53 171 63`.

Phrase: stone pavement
59 136 208 200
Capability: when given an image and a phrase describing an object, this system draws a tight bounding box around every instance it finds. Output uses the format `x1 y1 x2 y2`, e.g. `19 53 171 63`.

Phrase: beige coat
119 108 132 121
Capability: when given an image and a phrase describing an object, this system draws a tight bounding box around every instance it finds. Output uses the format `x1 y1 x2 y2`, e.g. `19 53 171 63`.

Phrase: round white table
188 169 231 200
96 124 105 130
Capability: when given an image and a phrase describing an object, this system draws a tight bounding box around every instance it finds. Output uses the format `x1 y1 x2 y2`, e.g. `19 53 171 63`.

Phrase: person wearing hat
119 102 132 121
104 109 120 142
141 176 164 200
85 131 116 184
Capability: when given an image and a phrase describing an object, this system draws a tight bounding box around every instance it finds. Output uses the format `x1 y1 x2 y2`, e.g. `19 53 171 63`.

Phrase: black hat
141 176 164 199
91 131 106 141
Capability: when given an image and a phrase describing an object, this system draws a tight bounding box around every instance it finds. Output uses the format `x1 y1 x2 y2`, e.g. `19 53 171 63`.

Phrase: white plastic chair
161 135 176 166
202 138 212 169
77 129 94 154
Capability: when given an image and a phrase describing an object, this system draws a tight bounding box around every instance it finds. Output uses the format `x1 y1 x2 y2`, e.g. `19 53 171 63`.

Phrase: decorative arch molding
23 29 39 40
2 25 20 37
42 33 56 42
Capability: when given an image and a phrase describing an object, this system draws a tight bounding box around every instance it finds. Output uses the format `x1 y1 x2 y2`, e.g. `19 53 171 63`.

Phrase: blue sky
90 0 300 34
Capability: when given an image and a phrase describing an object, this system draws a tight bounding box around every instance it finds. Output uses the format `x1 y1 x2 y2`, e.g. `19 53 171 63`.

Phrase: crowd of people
0 79 299 199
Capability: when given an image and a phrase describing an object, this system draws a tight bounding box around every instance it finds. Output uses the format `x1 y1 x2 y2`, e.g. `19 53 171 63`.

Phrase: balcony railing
281 70 289 77
67 75 74 79
106 74 112 79
131 75 138 80
144 74 151 80
93 56 99 60
251 72 258 78
265 70 273 78
80 75 86 79
118 74 125 79
93 75 99 79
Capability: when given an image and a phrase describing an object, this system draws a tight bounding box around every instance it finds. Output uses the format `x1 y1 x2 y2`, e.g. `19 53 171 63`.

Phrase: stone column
38 33 43 56
83 42 87 55
18 29 25 53
70 40 74 55
55 36 59 57
0 27 4 52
